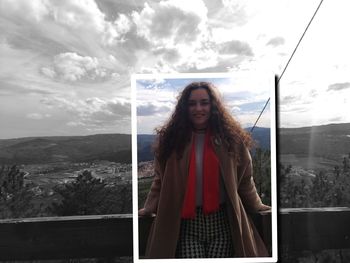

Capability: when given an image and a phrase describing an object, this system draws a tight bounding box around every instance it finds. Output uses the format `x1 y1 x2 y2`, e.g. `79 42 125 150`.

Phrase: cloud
95 0 144 21
279 105 309 114
237 101 267 113
152 47 181 63
40 96 131 127
0 80 54 96
215 0 248 27
218 40 253 56
328 116 343 123
280 95 301 105
42 52 117 82
0 0 132 52
222 90 252 101
41 67 57 79
309 89 318 98
26 113 51 120
104 100 131 117
137 102 173 116
279 94 311 114
327 82 350 91
132 0 207 47
136 79 172 90
125 0 257 73
231 106 241 113
266 37 285 47
47 1 131 45
5 0 341 136
0 0 50 22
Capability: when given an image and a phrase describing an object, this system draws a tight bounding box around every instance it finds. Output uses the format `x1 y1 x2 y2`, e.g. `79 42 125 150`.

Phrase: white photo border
131 72 278 263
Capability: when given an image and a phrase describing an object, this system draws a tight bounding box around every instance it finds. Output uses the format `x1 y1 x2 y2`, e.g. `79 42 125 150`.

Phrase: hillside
0 134 131 164
137 134 156 162
279 123 350 157
279 123 350 170
137 127 271 162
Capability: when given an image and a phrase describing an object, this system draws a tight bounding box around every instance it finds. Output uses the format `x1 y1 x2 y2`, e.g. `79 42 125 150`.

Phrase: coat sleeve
237 147 265 212
143 158 162 214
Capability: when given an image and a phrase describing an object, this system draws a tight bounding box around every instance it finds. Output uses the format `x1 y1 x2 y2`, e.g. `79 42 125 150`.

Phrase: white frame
131 72 278 263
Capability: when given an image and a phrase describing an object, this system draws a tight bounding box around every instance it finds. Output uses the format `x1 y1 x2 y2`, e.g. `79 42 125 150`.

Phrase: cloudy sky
0 0 349 139
135 74 273 134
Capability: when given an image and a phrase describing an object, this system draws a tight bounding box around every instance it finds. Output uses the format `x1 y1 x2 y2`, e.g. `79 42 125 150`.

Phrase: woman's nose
195 103 202 110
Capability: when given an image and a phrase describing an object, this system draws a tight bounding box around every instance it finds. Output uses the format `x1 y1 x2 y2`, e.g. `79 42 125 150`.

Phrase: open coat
142 133 269 258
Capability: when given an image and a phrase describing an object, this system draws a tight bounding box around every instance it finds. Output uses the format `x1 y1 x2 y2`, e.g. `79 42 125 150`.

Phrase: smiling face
188 88 211 129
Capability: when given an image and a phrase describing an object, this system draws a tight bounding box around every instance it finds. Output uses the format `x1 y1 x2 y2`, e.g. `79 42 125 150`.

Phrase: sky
135 74 273 134
0 0 349 139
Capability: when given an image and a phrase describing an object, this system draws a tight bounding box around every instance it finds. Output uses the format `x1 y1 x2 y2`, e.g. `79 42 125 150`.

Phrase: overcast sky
135 74 273 134
0 0 349 139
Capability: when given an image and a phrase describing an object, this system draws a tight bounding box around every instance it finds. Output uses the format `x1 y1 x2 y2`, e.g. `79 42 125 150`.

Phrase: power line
251 0 325 132
250 97 270 133
278 0 324 83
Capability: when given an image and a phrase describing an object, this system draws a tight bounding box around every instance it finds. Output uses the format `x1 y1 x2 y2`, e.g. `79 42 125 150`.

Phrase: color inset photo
131 72 277 263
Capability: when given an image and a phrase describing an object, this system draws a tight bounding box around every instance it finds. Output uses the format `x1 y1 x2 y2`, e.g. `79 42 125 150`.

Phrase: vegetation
0 165 132 219
49 170 131 216
138 177 153 209
0 165 41 219
252 148 271 205
279 152 350 208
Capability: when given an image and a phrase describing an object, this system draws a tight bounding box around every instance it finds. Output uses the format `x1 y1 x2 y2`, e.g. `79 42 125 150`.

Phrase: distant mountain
136 123 350 169
0 127 274 165
137 127 271 162
137 134 156 162
279 123 350 157
279 123 350 169
250 127 270 150
0 134 131 165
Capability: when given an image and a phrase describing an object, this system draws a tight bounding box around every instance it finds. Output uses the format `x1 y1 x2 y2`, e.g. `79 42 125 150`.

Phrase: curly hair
153 81 252 165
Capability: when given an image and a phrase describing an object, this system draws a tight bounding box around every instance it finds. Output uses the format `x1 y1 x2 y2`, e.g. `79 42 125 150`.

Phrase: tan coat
142 134 269 258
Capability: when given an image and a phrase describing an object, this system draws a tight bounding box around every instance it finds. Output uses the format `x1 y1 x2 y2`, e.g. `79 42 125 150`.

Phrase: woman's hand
138 208 155 217
259 204 271 211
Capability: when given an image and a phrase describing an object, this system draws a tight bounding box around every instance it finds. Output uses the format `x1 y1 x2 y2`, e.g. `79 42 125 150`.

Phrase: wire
250 98 270 133
250 0 325 132
278 0 324 83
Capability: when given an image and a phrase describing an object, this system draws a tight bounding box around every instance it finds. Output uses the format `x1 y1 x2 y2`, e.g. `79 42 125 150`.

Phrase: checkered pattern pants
176 204 234 258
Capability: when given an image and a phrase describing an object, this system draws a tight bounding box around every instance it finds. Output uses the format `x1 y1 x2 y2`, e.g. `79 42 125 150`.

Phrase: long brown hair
154 81 252 165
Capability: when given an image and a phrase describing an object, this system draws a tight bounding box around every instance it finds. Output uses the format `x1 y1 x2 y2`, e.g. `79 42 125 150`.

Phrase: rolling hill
4 121 347 169
0 134 131 164
279 123 350 169
137 127 271 162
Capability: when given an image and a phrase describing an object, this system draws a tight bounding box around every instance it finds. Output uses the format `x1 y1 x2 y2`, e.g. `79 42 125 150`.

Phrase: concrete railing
0 208 349 261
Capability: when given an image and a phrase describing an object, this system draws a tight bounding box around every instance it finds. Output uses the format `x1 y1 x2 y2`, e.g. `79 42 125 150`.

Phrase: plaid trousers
176 204 234 258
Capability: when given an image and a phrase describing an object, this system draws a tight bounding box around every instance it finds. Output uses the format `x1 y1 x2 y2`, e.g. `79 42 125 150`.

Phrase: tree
0 165 37 219
252 148 271 205
278 164 313 208
343 156 349 172
49 170 131 216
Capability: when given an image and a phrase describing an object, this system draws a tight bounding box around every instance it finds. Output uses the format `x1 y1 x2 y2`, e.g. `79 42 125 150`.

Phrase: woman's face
188 88 211 129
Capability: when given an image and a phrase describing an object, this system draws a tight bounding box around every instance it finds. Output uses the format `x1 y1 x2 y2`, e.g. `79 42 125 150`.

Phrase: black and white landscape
279 123 350 170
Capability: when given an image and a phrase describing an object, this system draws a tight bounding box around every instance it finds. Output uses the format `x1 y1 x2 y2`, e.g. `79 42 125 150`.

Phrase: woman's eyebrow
188 98 210 102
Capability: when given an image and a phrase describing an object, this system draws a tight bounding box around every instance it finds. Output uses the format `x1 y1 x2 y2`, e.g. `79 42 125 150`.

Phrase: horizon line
1 122 350 140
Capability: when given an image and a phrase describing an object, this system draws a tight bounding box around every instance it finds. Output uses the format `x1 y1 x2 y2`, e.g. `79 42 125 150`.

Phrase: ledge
0 208 349 260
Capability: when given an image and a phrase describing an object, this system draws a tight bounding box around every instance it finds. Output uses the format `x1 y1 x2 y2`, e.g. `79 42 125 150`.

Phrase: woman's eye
188 100 210 107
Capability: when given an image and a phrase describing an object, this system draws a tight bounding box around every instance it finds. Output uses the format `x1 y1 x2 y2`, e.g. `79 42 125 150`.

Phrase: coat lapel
211 135 240 216
212 136 232 189
177 135 192 193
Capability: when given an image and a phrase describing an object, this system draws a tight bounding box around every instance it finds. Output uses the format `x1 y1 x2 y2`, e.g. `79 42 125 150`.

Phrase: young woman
139 81 270 258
